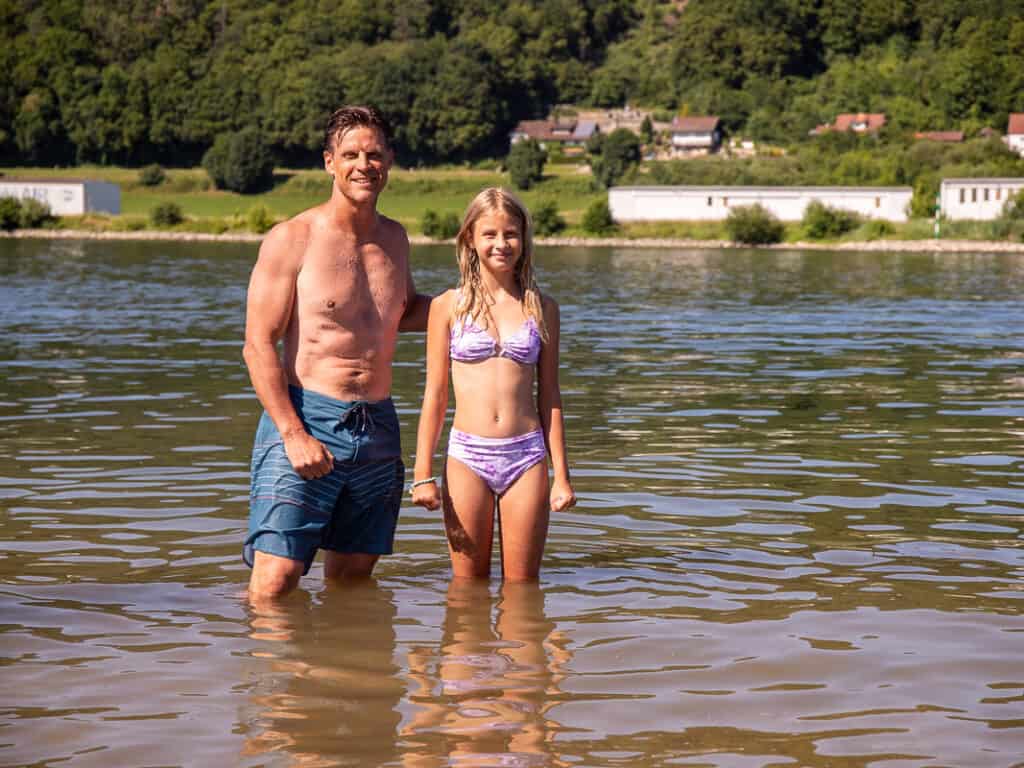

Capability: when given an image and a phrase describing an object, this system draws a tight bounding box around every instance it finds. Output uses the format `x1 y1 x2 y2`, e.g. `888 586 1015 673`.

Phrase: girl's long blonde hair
453 187 548 342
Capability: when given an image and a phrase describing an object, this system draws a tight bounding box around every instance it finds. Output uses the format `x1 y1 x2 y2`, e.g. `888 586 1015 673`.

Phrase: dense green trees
1 0 1023 170
0 0 634 167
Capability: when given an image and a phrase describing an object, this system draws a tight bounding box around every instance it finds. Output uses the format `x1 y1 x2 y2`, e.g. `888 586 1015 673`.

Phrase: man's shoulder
256 209 320 268
262 208 313 244
376 214 409 248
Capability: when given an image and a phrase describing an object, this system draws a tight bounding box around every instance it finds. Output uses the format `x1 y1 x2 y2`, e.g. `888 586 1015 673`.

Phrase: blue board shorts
244 386 405 574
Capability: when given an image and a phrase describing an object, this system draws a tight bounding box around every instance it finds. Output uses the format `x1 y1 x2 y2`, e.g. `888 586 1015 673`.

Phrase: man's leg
249 550 306 603
323 551 380 580
321 456 403 582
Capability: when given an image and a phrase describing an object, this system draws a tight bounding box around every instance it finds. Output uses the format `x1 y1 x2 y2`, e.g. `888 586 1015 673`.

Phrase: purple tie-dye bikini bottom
447 428 547 495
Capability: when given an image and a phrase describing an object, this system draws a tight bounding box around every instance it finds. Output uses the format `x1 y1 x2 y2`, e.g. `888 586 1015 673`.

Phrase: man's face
323 126 392 204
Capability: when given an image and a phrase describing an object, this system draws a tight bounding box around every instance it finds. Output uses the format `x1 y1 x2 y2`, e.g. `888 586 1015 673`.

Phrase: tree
507 138 547 190
591 128 641 188
640 115 654 145
202 128 275 194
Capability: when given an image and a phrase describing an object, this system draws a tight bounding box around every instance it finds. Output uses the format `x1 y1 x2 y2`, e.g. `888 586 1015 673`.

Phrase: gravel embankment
3 228 1024 252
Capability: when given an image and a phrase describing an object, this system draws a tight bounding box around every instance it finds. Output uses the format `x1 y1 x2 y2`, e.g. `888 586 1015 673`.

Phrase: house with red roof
811 113 887 136
1006 113 1024 156
914 131 964 143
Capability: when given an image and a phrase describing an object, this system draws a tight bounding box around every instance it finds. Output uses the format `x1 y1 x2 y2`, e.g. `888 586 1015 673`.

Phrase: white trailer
0 179 121 216
940 178 1024 221
609 185 913 222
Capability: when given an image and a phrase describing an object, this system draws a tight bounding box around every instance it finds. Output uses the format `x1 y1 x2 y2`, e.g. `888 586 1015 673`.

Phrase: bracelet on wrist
409 476 439 492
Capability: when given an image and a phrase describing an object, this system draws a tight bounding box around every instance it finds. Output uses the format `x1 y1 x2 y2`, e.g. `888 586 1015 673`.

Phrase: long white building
0 179 121 215
609 185 913 222
939 178 1024 221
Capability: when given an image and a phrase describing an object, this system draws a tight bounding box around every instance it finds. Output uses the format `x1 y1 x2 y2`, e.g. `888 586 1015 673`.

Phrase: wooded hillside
2 0 1022 167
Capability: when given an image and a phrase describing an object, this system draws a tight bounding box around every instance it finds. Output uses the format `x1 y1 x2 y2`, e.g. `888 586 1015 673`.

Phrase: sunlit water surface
1 239 1022 767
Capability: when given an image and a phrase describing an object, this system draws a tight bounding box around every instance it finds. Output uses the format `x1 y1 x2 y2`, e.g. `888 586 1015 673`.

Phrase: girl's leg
443 455 496 578
495 460 550 581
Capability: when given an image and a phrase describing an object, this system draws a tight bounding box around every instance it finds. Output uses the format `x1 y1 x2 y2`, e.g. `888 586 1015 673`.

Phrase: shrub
165 174 212 193
506 138 547 190
0 197 22 230
202 128 275 193
187 217 230 235
985 218 1012 240
532 199 566 236
859 219 895 240
582 199 616 235
150 201 184 228
138 164 166 187
1000 189 1024 221
420 209 460 239
19 198 55 228
802 200 861 239
725 204 784 245
111 216 148 232
247 204 275 234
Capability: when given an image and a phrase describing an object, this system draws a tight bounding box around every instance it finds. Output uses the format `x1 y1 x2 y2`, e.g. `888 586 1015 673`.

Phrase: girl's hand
550 480 576 512
412 480 442 510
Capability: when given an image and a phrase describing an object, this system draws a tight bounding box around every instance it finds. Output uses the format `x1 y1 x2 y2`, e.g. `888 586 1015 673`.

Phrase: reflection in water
403 582 569 768
241 582 404 767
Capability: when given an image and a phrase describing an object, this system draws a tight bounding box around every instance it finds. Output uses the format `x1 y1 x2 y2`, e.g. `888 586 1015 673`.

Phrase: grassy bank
3 164 1023 246
0 163 604 236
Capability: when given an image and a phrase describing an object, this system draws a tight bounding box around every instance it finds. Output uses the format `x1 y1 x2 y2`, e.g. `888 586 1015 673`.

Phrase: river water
1 239 1022 767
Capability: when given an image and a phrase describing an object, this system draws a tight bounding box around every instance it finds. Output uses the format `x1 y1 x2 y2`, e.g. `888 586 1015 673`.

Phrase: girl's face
471 209 523 276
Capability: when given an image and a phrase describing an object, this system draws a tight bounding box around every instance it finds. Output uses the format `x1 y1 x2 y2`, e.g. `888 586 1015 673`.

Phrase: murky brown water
1 239 1022 767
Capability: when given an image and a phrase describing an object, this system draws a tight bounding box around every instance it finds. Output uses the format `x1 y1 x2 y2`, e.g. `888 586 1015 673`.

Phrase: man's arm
410 291 453 511
242 221 333 479
398 232 432 332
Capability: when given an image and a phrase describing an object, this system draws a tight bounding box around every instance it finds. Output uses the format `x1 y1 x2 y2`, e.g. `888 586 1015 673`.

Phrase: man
242 105 430 602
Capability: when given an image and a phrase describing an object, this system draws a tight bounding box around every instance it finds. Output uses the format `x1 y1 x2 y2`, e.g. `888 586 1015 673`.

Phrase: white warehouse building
0 179 121 216
940 178 1024 221
609 186 913 222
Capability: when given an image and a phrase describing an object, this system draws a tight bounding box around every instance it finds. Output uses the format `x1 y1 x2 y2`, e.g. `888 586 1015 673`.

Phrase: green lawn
1 164 605 234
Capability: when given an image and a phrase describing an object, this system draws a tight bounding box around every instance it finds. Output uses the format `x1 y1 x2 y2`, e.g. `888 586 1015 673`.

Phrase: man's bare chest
297 244 406 322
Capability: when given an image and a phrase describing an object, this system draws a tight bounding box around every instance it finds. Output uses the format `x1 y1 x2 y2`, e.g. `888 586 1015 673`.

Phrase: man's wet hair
323 105 392 153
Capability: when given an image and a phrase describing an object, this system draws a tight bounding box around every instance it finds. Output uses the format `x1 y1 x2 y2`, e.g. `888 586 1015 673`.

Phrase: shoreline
3 228 1024 253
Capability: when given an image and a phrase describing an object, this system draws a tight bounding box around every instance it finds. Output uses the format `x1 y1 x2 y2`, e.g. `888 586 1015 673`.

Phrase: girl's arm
537 296 576 512
411 290 453 510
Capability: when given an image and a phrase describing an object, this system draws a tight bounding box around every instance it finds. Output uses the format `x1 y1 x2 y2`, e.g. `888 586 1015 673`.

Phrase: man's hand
550 479 576 512
411 481 442 510
283 431 334 479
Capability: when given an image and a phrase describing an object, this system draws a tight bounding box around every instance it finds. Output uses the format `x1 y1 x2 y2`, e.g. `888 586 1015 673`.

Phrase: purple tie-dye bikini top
450 315 541 365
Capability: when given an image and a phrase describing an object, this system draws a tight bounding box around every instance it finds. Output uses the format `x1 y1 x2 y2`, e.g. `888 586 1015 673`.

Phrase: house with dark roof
669 116 722 154
509 118 598 150
1006 113 1024 156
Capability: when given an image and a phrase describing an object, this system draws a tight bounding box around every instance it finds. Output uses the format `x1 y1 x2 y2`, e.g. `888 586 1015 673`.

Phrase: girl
411 188 575 580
